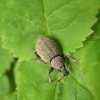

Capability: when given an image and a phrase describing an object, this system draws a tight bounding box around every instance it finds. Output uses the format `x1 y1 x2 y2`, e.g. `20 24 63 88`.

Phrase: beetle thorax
50 56 65 70
51 56 69 76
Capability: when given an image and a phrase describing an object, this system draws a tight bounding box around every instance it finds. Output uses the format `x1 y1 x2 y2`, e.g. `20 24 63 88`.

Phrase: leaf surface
0 38 13 77
17 61 94 100
0 0 99 61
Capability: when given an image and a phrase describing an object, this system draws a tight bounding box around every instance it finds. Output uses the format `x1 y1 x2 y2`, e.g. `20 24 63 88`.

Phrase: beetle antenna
57 75 64 83
68 64 81 72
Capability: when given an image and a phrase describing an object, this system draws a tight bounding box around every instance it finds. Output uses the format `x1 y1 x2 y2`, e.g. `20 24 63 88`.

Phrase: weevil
34 36 79 84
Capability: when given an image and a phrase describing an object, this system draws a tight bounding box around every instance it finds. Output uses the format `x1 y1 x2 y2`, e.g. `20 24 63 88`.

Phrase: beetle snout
60 66 69 76
64 70 69 76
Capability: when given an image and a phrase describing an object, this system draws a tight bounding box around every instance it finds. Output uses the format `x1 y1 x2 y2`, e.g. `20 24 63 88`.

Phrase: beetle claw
46 80 52 85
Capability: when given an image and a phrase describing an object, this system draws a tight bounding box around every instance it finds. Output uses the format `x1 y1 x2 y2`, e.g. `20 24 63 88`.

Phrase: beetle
34 36 79 84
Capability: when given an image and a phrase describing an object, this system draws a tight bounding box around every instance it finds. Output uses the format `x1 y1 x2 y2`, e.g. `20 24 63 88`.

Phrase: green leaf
0 75 10 96
70 12 100 100
0 0 99 61
71 39 100 100
17 61 94 100
82 39 100 100
0 0 99 100
0 75 17 100
7 95 17 100
16 9 100 100
0 38 13 77
92 11 100 36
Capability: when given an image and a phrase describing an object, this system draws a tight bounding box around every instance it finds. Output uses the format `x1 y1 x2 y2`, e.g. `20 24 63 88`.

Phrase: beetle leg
67 55 80 62
34 50 47 64
62 54 80 62
35 59 47 64
57 75 64 83
46 67 54 85
34 50 40 58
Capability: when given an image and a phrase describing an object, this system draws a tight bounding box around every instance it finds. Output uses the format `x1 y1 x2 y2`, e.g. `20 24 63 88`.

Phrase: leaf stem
42 0 50 35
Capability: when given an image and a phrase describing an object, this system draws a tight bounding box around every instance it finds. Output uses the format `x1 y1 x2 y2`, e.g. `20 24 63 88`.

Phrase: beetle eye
59 69 61 72
64 71 69 76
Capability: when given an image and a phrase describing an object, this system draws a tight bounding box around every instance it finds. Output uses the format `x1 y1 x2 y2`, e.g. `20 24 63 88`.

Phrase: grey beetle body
36 37 61 63
34 36 79 83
